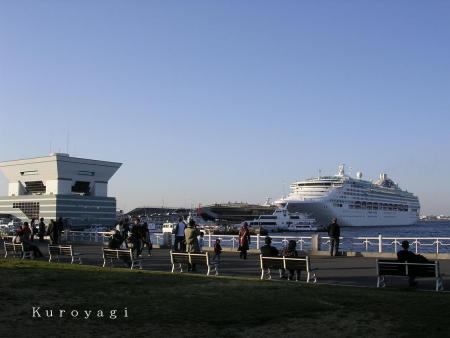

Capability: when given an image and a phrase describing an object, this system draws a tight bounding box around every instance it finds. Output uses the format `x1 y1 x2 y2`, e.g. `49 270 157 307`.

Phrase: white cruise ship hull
286 201 419 227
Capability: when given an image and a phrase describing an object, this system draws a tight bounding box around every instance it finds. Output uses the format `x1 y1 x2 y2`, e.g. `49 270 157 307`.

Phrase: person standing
327 218 341 256
238 223 251 259
213 238 222 276
185 219 200 271
173 217 186 252
30 218 37 241
38 218 46 242
47 219 59 245
56 217 64 239
198 232 204 252
129 218 142 257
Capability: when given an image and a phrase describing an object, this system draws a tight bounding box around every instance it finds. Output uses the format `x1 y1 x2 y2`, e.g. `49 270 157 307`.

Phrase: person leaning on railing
327 218 340 257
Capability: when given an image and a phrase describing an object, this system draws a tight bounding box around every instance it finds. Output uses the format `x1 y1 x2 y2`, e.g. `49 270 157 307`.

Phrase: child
213 238 222 276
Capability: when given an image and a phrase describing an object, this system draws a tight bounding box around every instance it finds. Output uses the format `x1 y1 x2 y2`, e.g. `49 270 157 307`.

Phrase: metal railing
61 231 450 256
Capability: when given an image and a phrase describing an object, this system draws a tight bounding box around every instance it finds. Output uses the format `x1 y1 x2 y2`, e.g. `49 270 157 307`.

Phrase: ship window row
348 202 409 211
251 221 277 226
296 183 333 187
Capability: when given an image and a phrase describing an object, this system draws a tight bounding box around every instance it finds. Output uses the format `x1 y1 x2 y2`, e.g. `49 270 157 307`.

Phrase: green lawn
1 259 449 338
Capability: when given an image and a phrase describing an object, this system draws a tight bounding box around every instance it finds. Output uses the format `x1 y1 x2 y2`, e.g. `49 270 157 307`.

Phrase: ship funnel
356 172 363 179
380 173 387 180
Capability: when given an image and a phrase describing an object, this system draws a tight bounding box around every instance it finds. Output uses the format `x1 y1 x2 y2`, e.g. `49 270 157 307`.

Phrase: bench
102 248 142 270
376 259 444 291
260 255 317 283
170 251 216 276
3 242 33 259
48 245 83 264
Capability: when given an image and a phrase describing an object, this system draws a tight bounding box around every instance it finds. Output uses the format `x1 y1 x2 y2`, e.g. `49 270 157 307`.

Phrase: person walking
327 218 341 256
238 222 251 259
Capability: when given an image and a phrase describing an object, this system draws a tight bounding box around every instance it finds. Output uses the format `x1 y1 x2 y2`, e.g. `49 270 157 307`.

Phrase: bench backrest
170 251 209 266
49 245 73 256
261 256 285 269
4 242 24 253
260 255 310 271
285 257 308 271
103 248 133 260
377 259 439 277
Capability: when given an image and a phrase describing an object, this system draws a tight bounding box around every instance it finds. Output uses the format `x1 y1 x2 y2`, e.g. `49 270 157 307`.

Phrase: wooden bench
102 248 142 270
260 255 317 283
376 259 444 291
48 245 83 264
170 251 216 276
3 242 33 259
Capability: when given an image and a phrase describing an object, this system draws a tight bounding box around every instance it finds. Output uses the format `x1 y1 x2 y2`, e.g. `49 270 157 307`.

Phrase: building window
13 202 40 219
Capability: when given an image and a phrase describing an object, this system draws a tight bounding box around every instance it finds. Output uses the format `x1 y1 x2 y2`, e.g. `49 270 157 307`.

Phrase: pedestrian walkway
13 241 450 291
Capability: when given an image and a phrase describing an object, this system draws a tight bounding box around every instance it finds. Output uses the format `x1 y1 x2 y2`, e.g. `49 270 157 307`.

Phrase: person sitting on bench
260 236 279 257
108 230 124 249
17 222 44 258
397 240 429 287
282 240 301 280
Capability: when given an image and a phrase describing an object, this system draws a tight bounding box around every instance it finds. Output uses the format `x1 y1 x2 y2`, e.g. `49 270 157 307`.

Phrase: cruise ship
273 165 420 227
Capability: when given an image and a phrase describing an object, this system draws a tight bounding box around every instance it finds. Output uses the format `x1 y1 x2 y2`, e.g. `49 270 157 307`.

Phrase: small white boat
245 207 319 232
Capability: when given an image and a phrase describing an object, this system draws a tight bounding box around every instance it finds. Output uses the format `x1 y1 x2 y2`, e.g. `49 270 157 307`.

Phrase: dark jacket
328 222 340 238
47 221 58 237
38 221 46 234
260 244 279 257
185 226 200 253
108 233 123 249
397 249 429 263
282 248 298 258
214 243 222 255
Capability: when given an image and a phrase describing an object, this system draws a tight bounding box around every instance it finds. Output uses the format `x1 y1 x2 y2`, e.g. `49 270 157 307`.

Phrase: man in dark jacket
397 240 429 287
327 218 340 256
38 218 46 242
260 236 279 257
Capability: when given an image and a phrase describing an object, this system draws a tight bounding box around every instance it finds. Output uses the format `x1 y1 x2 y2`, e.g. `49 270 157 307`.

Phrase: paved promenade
7 241 450 291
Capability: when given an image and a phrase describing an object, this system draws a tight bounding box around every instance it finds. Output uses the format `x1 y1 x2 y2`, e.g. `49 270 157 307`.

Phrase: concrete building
0 153 121 228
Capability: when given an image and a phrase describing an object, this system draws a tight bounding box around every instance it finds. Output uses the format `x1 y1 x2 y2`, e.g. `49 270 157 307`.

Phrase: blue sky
1 1 449 214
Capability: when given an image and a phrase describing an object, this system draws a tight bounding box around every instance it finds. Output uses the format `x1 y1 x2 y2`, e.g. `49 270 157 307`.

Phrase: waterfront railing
61 231 450 256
